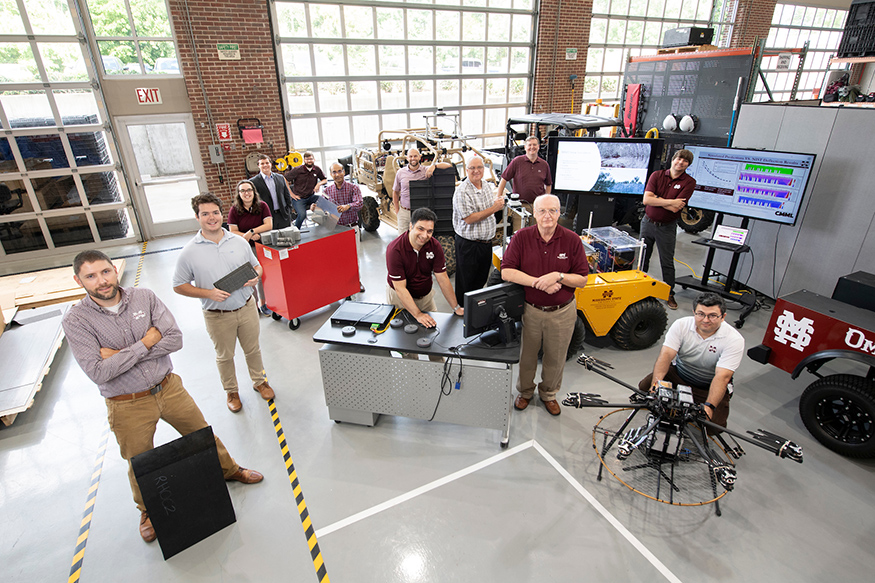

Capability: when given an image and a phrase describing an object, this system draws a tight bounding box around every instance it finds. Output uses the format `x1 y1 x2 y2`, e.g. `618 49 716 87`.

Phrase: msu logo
602 290 613 299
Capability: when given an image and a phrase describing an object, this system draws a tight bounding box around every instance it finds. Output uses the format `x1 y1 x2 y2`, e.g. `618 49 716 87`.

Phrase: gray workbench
313 310 521 447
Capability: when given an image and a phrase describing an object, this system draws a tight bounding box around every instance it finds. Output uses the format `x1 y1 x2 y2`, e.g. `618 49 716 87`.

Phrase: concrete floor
2 219 874 582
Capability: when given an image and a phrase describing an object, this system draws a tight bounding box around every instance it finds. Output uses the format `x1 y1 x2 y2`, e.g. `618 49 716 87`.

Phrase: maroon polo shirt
284 163 326 198
644 168 697 224
501 155 552 204
386 233 447 299
502 225 589 306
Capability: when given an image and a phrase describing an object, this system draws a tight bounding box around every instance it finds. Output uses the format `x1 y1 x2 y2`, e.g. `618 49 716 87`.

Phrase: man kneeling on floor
62 250 264 543
638 292 744 427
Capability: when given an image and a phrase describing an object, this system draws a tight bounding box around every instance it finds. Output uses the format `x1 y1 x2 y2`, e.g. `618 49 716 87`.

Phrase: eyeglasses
694 311 723 321
238 188 254 193
467 166 484 171
534 208 560 216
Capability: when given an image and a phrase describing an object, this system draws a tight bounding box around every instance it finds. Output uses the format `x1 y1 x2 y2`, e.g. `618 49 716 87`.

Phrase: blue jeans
292 194 320 228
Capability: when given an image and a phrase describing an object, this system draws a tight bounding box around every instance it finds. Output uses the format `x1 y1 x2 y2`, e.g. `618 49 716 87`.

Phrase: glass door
115 114 206 238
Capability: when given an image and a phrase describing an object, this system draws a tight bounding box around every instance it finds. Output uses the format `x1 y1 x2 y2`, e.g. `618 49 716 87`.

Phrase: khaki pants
517 301 576 402
386 285 441 361
396 207 411 234
203 296 266 392
106 373 239 511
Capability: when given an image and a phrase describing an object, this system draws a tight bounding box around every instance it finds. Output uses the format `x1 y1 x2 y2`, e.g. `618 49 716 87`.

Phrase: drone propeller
747 429 804 463
562 392 608 408
576 353 613 371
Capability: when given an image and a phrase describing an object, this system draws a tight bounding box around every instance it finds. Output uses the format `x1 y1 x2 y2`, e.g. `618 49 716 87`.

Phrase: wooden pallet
657 44 718 54
0 259 125 311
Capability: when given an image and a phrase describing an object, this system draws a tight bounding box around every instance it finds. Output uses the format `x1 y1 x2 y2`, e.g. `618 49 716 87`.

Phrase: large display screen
685 146 816 226
547 137 663 196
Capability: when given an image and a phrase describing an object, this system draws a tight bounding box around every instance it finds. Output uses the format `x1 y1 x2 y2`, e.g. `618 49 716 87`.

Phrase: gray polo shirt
664 316 744 389
173 229 259 311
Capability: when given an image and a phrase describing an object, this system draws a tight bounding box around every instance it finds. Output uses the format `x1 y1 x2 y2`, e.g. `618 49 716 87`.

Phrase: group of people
62 141 741 546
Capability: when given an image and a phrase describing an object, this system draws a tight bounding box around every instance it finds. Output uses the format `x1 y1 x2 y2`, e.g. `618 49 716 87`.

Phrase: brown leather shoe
227 391 242 413
542 399 562 416
226 467 264 484
667 295 678 310
514 395 530 411
254 381 275 400
139 511 157 542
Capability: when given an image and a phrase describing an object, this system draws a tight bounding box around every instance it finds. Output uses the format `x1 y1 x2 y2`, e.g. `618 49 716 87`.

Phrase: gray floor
2 220 874 582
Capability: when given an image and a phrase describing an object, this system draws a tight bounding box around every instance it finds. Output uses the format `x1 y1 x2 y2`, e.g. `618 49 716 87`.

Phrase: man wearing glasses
638 292 744 427
501 194 589 416
452 155 505 305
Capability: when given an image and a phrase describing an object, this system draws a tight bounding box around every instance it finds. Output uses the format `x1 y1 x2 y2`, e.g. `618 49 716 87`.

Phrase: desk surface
263 224 353 249
313 309 520 364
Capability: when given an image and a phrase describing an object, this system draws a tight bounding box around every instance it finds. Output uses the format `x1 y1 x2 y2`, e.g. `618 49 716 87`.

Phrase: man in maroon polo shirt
501 194 589 416
386 207 463 328
640 149 697 310
497 136 553 232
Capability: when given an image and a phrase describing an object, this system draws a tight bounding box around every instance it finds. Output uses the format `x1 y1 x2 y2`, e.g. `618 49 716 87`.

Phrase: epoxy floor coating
2 224 874 582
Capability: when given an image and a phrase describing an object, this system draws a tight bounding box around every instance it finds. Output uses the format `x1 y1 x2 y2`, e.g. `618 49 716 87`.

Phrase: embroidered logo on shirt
708 345 717 353
425 251 434 259
674 184 682 190
132 310 146 320
557 252 567 259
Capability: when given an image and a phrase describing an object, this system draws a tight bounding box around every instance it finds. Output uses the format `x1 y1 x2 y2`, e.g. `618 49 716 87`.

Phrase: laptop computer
712 225 749 247
330 302 394 328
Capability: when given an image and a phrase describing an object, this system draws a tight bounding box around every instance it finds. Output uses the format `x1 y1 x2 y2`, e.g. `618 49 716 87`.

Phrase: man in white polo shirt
638 292 744 427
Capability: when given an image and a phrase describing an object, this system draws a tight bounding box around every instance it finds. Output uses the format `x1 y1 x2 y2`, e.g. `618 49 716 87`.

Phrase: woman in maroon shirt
228 179 273 315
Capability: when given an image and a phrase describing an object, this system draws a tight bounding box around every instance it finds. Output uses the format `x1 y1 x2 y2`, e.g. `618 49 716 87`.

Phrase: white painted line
315 440 535 538
532 441 684 583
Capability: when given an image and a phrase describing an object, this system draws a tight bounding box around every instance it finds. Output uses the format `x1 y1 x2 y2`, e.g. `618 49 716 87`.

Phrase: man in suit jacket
250 154 293 230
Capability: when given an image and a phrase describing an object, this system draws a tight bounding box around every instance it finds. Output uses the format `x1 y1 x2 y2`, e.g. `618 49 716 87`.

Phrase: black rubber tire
435 234 456 276
610 297 668 350
678 208 715 234
361 196 380 232
566 314 587 361
289 318 300 330
799 374 875 458
271 312 282 321
486 266 503 287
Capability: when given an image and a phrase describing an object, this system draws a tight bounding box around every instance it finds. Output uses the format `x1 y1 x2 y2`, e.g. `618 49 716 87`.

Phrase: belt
109 375 171 401
459 234 493 244
645 215 677 227
207 296 251 313
401 206 411 211
526 298 574 312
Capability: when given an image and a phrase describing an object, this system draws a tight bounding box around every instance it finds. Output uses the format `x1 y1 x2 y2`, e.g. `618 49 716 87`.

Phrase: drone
563 353 803 515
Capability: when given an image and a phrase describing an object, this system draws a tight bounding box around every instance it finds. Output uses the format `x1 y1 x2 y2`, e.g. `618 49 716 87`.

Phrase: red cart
256 226 359 330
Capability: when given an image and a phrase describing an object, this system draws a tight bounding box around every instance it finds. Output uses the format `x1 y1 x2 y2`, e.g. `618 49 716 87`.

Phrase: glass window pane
664 0 683 19
462 78 483 105
1 91 53 127
487 46 509 73
437 79 460 107
593 0 609 14
409 79 434 108
463 12 485 42
510 48 528 74
680 0 696 20
33 175 80 209
508 77 527 101
437 46 459 73
348 45 376 76
290 117 318 148
629 0 647 17
82 170 123 204
69 132 113 167
0 181 34 214
23 0 75 35
587 48 604 71
0 43 40 83
129 0 171 37
94 208 131 240
97 40 137 75
461 108 483 136
143 178 199 223
287 82 315 113
380 80 406 109
38 43 87 82
487 13 509 42
511 13 530 42
314 44 343 71
352 115 379 144
126 123 193 178
407 9 433 41
310 4 342 38
590 18 608 43
16 134 69 169
46 213 93 247
486 106 507 133
604 48 622 72
0 218 47 254
607 19 627 44
379 46 405 75
648 0 666 18
282 44 312 76
382 113 408 132
317 82 347 113
409 45 433 75
86 0 131 36
350 81 378 110
462 47 485 73
376 7 404 39
320 117 350 147
436 11 460 41
344 5 373 38
276 2 308 36
626 20 643 45
643 21 662 45
141 41 176 74
0 1 25 34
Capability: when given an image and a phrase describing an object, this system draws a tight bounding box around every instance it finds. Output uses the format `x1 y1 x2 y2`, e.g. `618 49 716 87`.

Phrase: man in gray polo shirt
173 192 275 413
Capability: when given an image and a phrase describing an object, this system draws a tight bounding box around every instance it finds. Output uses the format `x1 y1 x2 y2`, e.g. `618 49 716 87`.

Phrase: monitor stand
480 317 520 347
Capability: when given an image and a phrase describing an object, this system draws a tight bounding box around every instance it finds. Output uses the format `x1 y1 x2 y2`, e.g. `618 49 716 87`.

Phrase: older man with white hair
392 147 442 233
501 194 589 416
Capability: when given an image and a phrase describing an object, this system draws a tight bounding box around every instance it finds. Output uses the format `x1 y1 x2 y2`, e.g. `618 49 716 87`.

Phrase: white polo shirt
663 316 744 389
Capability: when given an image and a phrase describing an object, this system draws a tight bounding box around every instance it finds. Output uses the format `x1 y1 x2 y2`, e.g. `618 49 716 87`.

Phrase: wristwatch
703 401 716 411
559 273 565 282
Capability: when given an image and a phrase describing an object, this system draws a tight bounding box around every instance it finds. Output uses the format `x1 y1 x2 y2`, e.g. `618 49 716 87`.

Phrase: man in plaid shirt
319 161 366 292
452 155 505 305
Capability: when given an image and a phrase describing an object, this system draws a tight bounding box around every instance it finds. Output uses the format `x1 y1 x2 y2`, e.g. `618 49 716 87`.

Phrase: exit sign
136 87 163 105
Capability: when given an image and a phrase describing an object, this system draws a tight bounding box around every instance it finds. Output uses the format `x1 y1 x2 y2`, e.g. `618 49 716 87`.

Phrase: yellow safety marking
68 426 110 583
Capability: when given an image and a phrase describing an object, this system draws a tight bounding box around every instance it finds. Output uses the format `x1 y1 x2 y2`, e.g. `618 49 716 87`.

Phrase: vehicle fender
791 349 875 379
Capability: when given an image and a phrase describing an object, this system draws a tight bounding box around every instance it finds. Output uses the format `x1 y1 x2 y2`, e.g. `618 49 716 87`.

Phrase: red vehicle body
748 288 875 458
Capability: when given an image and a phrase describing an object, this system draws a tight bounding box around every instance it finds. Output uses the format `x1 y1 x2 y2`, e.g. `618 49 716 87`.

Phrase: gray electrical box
207 144 224 164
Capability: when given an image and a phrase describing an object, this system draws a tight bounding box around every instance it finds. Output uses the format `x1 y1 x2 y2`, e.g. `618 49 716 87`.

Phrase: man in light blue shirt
173 192 275 412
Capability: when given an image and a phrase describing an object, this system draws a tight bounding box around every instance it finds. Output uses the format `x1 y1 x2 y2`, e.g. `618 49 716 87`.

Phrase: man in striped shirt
63 249 263 543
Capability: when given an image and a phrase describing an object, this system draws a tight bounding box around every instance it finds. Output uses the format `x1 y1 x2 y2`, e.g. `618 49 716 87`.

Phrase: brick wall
168 0 287 208
729 0 778 49
532 0 592 115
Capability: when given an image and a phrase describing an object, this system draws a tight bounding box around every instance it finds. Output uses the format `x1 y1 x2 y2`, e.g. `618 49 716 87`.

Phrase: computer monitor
546 137 664 196
685 145 816 226
463 282 526 347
